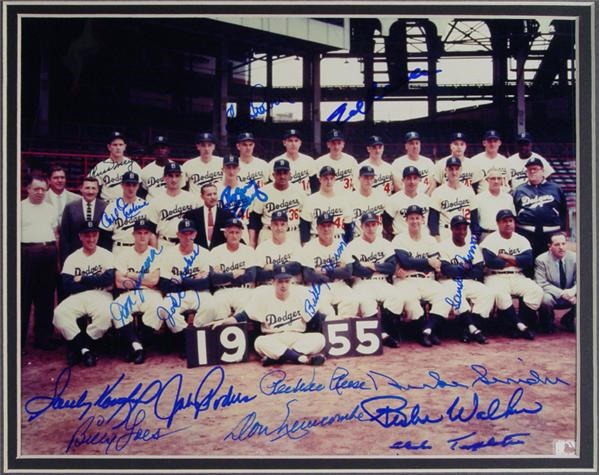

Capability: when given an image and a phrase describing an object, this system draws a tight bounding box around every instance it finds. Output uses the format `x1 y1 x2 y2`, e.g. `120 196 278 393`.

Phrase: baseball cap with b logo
195 132 216 143
450 215 469 227
403 165 420 178
405 131 421 142
361 212 378 224
134 219 156 232
319 165 336 177
327 129 344 142
283 129 301 140
154 135 169 146
224 217 244 229
79 220 99 233
273 264 293 280
405 204 423 216
524 157 544 168
271 210 288 222
178 219 197 232
367 135 384 146
273 159 290 171
236 132 255 143
316 212 335 225
223 155 239 167
446 157 462 168
122 171 140 184
163 162 182 175
108 131 126 143
483 130 501 140
450 132 467 142
359 165 375 177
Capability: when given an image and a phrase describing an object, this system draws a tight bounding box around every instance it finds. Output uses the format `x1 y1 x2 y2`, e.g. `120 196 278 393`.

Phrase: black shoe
430 334 442 346
132 349 145 365
82 351 97 367
539 323 557 334
261 356 280 367
461 331 471 343
34 339 57 351
519 328 535 340
420 333 433 348
382 336 400 348
472 331 488 344
309 353 326 366
66 347 81 367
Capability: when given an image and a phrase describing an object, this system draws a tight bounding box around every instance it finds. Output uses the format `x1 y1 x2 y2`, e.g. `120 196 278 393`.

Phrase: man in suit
183 183 233 250
60 176 108 264
45 165 79 222
534 232 576 332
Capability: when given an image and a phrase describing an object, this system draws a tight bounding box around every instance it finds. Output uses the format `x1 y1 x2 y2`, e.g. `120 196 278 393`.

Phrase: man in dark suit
534 232 576 332
60 176 108 264
184 183 233 250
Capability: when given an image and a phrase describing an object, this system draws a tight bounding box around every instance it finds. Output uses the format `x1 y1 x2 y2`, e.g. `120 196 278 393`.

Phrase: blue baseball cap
516 132 532 143
195 132 216 143
79 220 99 233
283 129 301 140
224 217 244 229
223 155 239 167
327 129 344 142
367 135 384 146
134 219 156 232
153 135 169 146
361 212 378 224
273 159 291 171
524 157 544 168
496 209 516 221
405 204 423 216
316 212 334 225
405 131 421 142
359 165 375 177
122 171 140 184
273 264 293 280
483 130 501 140
446 157 462 168
163 162 182 175
236 132 255 143
450 215 469 227
450 132 467 142
108 131 126 143
403 165 420 178
319 165 336 177
271 210 288 222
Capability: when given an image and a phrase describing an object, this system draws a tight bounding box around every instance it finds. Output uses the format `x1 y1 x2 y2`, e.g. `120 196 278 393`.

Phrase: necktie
86 202 92 221
559 259 567 289
207 207 214 243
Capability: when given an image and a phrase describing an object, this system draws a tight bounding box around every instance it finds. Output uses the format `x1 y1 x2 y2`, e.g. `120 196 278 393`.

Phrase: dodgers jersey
384 191 432 236
315 152 359 191
182 155 224 194
116 245 162 289
299 237 349 272
341 236 395 281
353 159 395 195
238 157 271 188
252 183 306 234
147 190 200 239
255 239 303 284
437 237 483 281
300 191 353 241
90 158 143 202
349 189 387 238
62 247 115 289
391 155 435 194
246 286 312 334
99 197 151 244
469 152 511 193
472 190 515 232
391 233 439 280
209 243 257 289
434 156 482 188
480 231 532 273
271 153 316 195
159 243 211 281
140 160 175 198
430 183 475 230
507 152 556 190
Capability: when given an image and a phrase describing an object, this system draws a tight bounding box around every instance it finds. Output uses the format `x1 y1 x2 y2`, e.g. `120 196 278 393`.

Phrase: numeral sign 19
185 323 249 368
322 316 383 358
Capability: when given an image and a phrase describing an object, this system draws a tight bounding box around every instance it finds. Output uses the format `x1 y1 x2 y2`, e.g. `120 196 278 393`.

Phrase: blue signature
389 439 433 450
447 431 530 452
367 369 469 392
66 409 188 454
444 235 478 310
259 369 324 396
226 84 296 119
470 363 570 388
24 366 257 430
220 179 268 219
303 237 347 316
360 387 543 429
224 398 369 442
101 197 149 227
110 246 164 325
327 68 442 123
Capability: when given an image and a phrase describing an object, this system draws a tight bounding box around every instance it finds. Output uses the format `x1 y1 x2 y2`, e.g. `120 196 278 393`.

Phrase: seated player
438 215 494 344
213 264 327 367
53 221 115 367
156 219 215 356
382 205 450 348
534 232 576 332
111 219 163 364
480 209 542 340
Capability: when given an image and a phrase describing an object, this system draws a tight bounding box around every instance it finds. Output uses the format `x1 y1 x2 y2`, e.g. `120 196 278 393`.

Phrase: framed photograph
3 1 597 473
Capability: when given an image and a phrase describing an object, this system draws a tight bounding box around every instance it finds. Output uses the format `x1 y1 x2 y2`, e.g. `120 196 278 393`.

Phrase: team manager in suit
184 183 233 250
534 231 576 332
60 176 108 264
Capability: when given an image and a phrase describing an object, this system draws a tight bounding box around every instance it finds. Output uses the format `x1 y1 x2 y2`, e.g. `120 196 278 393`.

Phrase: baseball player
236 132 271 188
470 130 511 193
90 131 142 203
434 132 482 191
254 210 303 286
438 215 493 344
341 212 398 318
480 209 541 340
53 220 115 367
299 166 354 244
249 158 306 247
508 132 555 190
299 212 359 320
139 135 175 199
271 129 317 195
429 157 476 241
209 218 259 320
471 168 515 242
315 129 359 192
182 132 224 195
383 165 433 239
391 131 436 195
156 218 215 355
355 136 395 195
99 171 154 260
349 165 387 238
111 219 163 364
212 264 326 366
513 157 567 258
382 205 450 348
147 162 200 248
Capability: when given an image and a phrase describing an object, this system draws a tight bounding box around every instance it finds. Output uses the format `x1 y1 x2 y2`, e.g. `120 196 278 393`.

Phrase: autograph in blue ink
444 235 478 309
327 68 442 123
220 179 268 218
100 197 149 227
24 365 257 431
226 84 296 119
447 431 530 452
110 246 164 325
389 439 432 450
66 409 188 454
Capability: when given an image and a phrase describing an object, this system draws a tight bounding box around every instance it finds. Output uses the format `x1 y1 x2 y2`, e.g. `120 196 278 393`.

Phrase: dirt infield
20 328 576 458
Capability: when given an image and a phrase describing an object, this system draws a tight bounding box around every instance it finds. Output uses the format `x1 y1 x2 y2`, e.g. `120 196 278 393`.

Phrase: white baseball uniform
99 197 152 259
238 157 271 188
157 243 215 330
349 188 387 238
300 191 354 242
472 190 515 235
182 155 224 195
216 180 254 244
112 245 164 330
90 157 143 202
53 247 115 341
480 231 543 311
433 156 482 189
315 152 359 192
384 190 432 237
210 243 258 320
248 286 326 360
469 152 511 193
391 155 436 194
271 153 316 195
507 152 556 190
255 239 303 286
139 160 175 198
251 183 306 243
147 190 200 245
353 159 395 195
430 183 475 240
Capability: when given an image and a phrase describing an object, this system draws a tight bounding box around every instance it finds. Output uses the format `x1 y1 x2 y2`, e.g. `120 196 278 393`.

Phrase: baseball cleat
472 332 488 344
420 333 433 347
309 353 326 366
382 336 400 348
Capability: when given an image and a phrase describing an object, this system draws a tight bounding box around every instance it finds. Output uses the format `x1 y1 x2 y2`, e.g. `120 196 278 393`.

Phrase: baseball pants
352 278 398 316
157 290 215 332
214 287 255 320
485 273 543 311
390 277 451 320
53 290 113 341
439 279 495 317
318 280 360 319
255 331 326 360
111 289 164 330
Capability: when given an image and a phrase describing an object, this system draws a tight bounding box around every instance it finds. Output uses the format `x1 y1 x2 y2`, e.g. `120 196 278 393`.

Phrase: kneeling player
214 264 326 366
53 221 115 367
